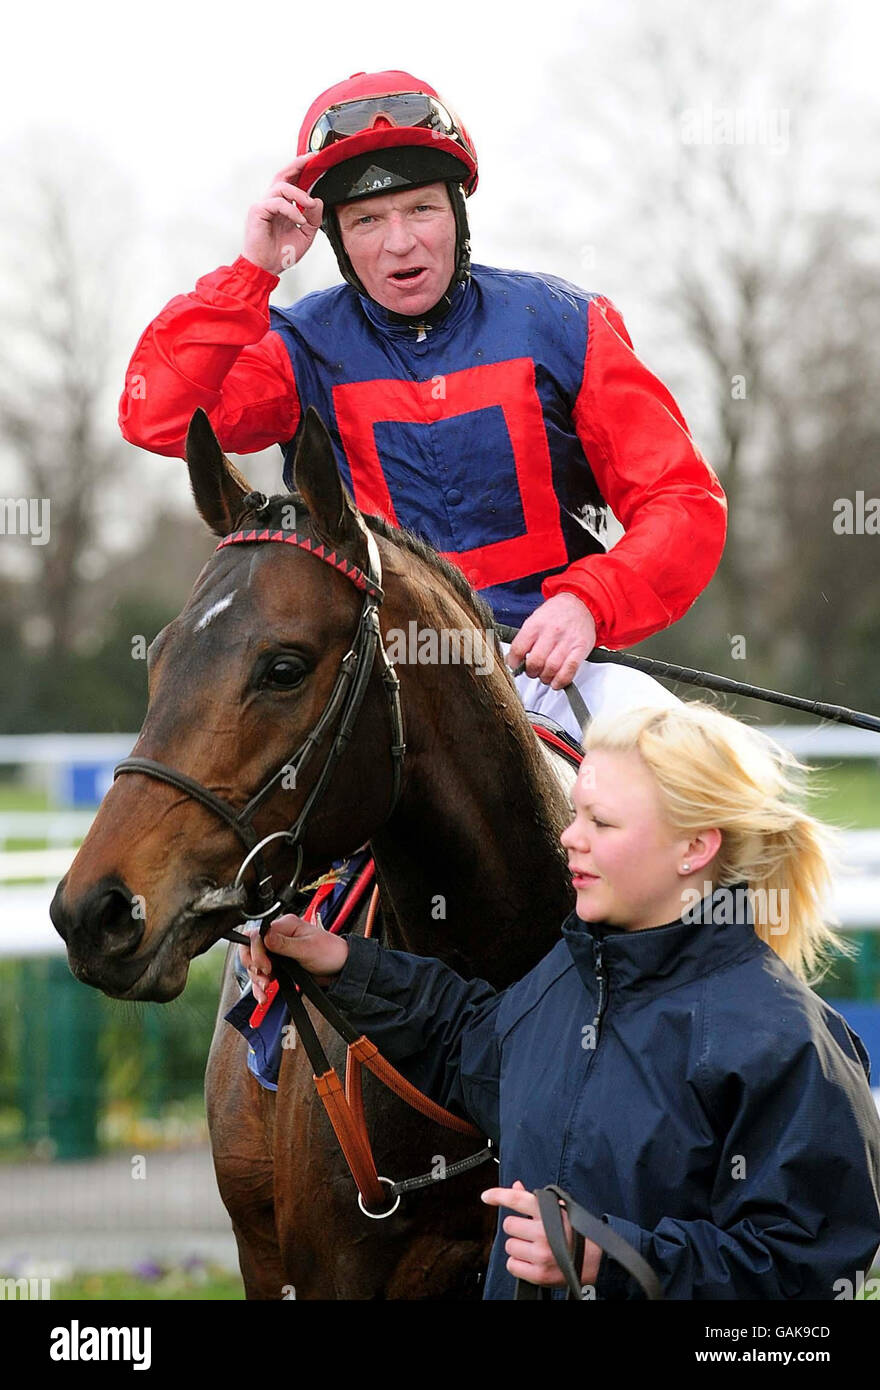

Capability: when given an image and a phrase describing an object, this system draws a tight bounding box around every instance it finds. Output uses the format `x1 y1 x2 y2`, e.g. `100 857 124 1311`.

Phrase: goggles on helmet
307 91 461 154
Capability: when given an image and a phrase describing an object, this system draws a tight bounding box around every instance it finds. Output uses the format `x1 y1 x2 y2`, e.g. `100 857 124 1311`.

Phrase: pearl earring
681 862 691 873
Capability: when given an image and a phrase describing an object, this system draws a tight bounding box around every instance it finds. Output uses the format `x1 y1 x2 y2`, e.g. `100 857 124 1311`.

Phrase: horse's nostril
92 884 146 956
57 877 146 958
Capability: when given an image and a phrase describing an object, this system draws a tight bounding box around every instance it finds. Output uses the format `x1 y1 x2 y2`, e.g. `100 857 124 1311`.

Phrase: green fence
1 930 878 1163
0 950 227 1160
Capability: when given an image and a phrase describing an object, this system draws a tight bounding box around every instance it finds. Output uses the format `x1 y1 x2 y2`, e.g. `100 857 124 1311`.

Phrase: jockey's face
336 182 457 315
561 748 720 932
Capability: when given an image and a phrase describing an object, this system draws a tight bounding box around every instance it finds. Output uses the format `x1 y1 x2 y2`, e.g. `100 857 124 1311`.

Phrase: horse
50 406 577 1298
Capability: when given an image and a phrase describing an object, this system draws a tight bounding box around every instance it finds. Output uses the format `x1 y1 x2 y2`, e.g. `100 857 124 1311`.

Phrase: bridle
113 504 406 932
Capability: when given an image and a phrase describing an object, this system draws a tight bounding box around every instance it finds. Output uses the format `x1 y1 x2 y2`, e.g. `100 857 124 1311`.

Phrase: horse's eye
264 656 307 690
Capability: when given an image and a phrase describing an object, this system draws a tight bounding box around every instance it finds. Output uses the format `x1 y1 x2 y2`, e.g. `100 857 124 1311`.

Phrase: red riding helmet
297 70 479 204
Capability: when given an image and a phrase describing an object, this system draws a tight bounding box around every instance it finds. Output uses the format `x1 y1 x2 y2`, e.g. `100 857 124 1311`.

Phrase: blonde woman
243 702 880 1300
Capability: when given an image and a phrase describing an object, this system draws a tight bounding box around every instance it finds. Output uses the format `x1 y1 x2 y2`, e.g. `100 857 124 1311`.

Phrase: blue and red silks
119 259 726 647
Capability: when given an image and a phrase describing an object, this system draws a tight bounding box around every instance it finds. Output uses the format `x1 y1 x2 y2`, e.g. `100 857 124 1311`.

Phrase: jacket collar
561 882 764 996
357 273 476 339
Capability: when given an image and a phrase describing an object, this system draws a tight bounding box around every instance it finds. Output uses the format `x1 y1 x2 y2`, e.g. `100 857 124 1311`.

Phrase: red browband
216 528 383 599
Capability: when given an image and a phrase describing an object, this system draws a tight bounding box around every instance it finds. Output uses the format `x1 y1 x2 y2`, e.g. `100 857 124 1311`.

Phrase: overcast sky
1 0 878 514
4 0 877 254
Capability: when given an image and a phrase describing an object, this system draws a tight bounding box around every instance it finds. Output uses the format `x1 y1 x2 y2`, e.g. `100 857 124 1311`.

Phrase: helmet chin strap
322 180 472 325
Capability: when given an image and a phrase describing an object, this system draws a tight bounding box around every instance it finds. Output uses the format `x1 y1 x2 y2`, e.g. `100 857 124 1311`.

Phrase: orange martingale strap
314 1069 386 1210
347 1034 481 1136
344 884 381 1126
263 868 485 1208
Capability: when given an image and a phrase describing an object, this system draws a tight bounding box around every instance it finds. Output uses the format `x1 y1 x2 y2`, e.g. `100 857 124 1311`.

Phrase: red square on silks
333 359 567 590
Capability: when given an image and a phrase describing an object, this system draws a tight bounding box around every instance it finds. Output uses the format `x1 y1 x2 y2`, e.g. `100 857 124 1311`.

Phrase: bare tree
494 0 879 691
0 134 137 656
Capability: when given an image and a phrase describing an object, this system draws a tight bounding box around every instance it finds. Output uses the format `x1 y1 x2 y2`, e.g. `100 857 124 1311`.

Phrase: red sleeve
541 296 727 649
118 256 301 459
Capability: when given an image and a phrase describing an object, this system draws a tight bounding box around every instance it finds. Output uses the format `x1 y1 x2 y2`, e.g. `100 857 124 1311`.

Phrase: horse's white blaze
194 591 237 631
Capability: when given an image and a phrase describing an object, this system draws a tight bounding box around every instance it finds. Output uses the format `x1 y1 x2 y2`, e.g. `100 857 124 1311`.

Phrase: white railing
0 812 96 844
1 726 877 955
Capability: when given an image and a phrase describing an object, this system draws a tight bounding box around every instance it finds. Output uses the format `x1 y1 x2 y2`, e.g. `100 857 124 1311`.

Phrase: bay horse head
50 407 420 1000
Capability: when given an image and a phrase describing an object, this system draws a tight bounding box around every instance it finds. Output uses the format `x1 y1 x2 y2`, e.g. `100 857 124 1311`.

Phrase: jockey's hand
506 593 597 690
238 914 350 1000
481 1180 602 1290
243 155 324 275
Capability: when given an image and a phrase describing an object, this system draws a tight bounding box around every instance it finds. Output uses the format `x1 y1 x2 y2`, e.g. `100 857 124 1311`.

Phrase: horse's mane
243 493 497 634
362 513 497 634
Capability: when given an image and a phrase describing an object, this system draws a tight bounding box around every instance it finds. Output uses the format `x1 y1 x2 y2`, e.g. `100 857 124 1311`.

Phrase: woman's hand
242 156 324 275
237 913 350 998
481 1180 602 1290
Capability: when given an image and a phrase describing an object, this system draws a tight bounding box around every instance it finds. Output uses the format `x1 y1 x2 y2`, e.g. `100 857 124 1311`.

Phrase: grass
50 1266 245 1300
2 759 879 824
31 1265 880 1300
0 784 58 812
809 762 880 831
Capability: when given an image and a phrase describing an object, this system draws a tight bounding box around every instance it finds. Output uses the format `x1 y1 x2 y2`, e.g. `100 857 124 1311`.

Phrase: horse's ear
293 407 364 554
185 409 254 537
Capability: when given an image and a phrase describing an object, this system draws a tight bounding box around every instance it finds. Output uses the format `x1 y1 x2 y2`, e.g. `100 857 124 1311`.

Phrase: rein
495 623 880 733
114 511 406 925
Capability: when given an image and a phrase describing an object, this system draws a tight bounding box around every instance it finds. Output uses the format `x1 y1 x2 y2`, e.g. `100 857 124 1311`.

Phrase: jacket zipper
593 938 608 1042
558 936 610 1193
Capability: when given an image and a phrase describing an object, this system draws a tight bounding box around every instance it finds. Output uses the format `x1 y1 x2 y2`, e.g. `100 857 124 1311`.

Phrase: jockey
119 70 727 741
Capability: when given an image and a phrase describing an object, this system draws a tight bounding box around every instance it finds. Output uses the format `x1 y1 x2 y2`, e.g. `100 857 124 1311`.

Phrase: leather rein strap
514 1184 664 1301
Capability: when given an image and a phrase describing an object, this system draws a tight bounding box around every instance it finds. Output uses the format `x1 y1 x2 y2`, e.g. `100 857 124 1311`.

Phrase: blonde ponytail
582 701 855 983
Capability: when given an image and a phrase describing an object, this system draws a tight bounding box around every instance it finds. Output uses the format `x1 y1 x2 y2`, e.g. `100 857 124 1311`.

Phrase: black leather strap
390 1145 495 1196
494 623 591 734
113 758 258 846
514 1184 664 1301
536 1188 585 1299
562 682 591 736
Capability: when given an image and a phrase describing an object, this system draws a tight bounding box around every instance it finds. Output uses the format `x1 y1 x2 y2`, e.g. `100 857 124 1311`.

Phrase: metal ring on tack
233 833 304 921
241 895 284 922
357 1177 401 1220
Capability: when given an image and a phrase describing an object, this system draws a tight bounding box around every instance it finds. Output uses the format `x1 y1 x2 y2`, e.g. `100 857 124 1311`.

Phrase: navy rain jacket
325 885 880 1299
